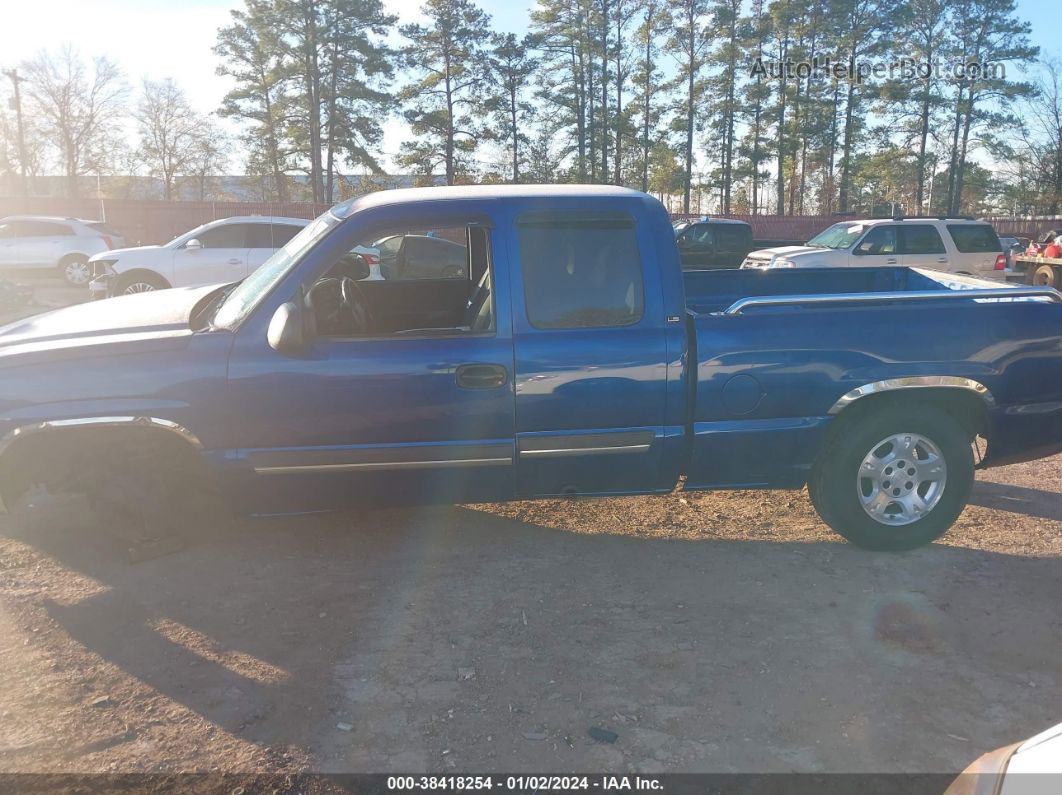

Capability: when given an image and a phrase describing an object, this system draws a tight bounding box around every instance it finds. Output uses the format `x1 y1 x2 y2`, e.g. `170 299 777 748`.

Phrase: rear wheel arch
827 385 990 442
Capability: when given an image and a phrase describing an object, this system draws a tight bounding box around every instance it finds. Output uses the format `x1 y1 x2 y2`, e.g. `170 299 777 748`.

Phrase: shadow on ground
2 493 1061 775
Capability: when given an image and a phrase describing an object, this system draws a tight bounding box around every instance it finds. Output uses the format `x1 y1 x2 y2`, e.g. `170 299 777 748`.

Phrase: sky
1 0 1058 174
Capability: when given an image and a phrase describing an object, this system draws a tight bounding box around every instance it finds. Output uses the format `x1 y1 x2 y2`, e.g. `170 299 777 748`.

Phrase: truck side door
510 208 671 497
225 213 515 513
850 225 900 267
176 223 250 287
676 223 714 269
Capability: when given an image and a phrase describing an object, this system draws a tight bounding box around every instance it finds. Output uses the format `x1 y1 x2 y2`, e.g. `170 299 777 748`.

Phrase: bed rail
717 286 1062 316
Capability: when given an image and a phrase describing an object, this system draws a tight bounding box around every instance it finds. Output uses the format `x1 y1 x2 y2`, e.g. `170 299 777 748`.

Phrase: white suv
88 216 316 298
0 215 126 285
742 217 1009 279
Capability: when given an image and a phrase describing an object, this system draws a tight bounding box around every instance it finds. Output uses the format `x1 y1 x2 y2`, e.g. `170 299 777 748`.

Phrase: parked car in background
89 216 311 298
742 217 1009 280
0 216 126 286
998 236 1027 268
946 720 1062 794
672 217 754 269
88 215 382 298
374 233 468 280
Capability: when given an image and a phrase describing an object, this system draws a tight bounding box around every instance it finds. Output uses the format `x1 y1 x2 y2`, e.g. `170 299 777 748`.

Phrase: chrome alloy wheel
123 282 157 294
64 259 91 285
856 432 947 526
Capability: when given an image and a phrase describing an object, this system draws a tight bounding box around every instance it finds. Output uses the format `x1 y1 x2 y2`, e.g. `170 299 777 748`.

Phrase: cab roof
331 184 657 219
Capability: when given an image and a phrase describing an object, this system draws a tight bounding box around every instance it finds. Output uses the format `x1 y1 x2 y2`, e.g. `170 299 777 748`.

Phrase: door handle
456 363 508 389
227 258 242 265
885 258 897 264
937 257 949 263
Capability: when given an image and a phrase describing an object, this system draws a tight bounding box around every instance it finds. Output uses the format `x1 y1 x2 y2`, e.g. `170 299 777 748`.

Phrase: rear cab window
518 212 644 329
947 224 1002 253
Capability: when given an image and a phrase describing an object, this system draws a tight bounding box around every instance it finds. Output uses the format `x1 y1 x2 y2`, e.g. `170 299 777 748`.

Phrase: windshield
212 213 339 329
807 222 865 249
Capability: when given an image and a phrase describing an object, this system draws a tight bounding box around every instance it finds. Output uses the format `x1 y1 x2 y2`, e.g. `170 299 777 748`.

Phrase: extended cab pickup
1 186 1060 551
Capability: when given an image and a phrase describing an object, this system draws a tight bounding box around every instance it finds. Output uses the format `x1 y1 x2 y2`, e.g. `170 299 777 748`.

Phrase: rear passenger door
712 224 753 269
16 220 74 267
900 225 949 271
511 209 671 498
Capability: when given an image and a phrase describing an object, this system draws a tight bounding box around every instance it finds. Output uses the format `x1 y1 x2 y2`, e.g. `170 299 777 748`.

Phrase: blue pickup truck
0 186 1060 551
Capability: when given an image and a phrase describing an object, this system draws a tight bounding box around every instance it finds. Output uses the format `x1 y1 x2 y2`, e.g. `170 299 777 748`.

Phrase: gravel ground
0 456 1059 776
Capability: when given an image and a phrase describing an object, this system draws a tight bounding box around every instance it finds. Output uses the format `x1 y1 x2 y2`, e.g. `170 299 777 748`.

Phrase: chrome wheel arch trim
828 376 995 416
0 416 204 458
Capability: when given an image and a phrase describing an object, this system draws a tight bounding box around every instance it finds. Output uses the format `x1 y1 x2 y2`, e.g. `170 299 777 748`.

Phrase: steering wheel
339 276 374 334
308 276 374 336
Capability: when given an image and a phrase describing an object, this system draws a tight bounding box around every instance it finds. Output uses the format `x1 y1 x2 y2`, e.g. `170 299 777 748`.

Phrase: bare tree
21 45 128 197
136 78 210 200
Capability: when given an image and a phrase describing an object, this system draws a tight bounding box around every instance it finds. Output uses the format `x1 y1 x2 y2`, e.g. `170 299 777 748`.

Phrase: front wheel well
0 426 202 509
114 269 171 289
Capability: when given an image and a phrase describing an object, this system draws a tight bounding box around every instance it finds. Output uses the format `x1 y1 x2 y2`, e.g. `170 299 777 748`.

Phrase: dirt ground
0 453 1060 776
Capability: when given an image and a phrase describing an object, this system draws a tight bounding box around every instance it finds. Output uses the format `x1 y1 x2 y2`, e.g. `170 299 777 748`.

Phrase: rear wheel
1032 264 1061 288
114 271 170 295
808 404 974 551
59 254 91 286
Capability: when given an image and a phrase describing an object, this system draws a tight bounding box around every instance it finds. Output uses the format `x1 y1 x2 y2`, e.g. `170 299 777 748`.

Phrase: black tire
59 254 92 286
808 404 974 551
86 439 202 543
1032 264 1062 289
114 271 170 295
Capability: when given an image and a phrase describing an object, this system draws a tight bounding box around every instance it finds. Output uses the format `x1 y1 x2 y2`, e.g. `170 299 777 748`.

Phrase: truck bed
680 265 1062 489
682 266 964 315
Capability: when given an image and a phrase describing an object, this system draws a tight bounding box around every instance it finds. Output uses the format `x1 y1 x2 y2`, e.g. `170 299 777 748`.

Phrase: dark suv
673 218 754 270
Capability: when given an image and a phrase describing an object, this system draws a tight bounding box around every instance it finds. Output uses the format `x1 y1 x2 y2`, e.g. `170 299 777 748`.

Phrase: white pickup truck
742 216 1009 280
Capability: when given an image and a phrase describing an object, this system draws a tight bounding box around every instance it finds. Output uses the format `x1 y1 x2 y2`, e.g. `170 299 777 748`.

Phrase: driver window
308 223 494 339
854 226 898 256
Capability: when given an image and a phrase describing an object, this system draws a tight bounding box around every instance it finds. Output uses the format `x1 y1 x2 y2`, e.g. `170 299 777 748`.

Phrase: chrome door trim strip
519 444 651 458
255 456 512 475
828 376 995 415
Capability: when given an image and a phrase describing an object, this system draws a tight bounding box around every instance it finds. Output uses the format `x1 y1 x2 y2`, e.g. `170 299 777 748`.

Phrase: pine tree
215 0 294 201
399 0 491 185
485 33 539 183
630 1 671 192
666 0 710 212
943 0 1037 214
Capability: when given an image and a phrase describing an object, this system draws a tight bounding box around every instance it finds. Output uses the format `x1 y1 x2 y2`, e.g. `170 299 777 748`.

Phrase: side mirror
185 238 203 251
267 301 307 355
